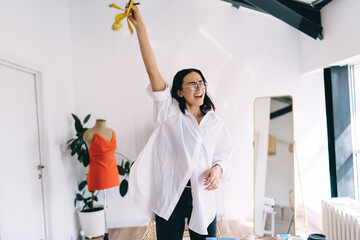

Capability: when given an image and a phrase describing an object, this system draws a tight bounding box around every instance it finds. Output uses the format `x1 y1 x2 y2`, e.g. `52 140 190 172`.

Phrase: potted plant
67 113 131 237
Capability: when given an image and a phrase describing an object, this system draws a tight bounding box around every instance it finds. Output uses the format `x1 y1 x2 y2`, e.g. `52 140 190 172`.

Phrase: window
350 64 360 200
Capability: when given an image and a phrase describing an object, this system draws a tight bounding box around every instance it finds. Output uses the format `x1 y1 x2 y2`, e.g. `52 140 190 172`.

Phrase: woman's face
177 71 206 109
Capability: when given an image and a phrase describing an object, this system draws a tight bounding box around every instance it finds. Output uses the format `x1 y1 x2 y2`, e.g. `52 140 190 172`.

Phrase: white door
0 63 46 239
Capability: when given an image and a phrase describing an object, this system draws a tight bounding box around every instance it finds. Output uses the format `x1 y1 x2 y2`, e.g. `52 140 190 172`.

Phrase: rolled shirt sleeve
212 122 233 181
146 82 176 126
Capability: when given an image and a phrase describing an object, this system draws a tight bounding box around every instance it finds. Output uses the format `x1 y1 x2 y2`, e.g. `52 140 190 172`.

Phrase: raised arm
128 5 166 92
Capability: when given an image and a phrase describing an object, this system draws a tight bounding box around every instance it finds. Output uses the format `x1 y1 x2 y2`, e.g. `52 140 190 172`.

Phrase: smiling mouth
194 93 203 98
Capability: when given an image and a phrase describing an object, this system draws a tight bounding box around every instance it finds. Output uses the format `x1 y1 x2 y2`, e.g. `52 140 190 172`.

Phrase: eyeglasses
182 81 206 91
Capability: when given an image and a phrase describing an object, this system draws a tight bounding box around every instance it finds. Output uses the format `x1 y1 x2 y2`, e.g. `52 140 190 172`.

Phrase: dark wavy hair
170 68 215 115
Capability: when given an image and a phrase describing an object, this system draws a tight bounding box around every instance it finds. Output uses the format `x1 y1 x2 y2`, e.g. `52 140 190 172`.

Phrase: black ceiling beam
277 0 321 25
312 0 333 10
221 0 264 12
270 104 293 119
244 0 324 39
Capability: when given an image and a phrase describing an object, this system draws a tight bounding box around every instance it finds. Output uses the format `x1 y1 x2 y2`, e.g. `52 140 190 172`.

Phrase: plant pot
77 206 105 238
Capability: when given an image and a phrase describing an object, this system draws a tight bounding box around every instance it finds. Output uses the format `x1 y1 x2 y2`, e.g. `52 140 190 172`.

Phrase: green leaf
69 138 78 151
72 142 82 155
79 148 86 155
67 143 74 151
85 197 93 201
78 180 87 191
83 114 91 124
78 154 84 163
118 165 126 176
73 115 83 133
71 113 80 122
125 161 130 173
76 194 84 201
78 149 88 162
94 196 98 201
67 142 73 151
119 179 129 197
74 198 77 208
71 147 77 156
83 152 90 167
66 138 74 144
71 142 82 156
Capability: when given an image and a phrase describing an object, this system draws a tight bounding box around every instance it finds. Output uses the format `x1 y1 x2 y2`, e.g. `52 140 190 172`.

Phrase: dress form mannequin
83 119 119 240
83 119 114 148
83 118 119 191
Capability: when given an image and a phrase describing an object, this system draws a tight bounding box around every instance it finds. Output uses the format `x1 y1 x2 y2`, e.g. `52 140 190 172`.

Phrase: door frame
0 50 51 239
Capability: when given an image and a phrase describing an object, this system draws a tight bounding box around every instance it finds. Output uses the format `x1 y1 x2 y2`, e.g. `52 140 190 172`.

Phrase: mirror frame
253 95 295 237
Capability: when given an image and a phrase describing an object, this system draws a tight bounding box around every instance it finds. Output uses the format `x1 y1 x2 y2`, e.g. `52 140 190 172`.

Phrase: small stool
262 197 276 237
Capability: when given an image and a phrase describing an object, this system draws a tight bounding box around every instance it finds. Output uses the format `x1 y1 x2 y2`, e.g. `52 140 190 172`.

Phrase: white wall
253 98 271 236
300 0 360 72
293 70 331 230
69 0 310 228
3 0 353 237
297 0 360 229
0 0 80 239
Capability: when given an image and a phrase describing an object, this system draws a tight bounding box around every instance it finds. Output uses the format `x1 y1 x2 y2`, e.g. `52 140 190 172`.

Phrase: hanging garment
87 132 120 191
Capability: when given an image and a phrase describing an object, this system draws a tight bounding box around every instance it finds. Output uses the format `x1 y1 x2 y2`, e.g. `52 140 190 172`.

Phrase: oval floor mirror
253 95 295 237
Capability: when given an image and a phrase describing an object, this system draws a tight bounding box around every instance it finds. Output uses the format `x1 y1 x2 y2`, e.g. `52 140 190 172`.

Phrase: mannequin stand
104 189 109 240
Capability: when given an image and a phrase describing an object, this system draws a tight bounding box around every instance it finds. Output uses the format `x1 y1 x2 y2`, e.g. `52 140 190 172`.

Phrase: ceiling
220 0 333 40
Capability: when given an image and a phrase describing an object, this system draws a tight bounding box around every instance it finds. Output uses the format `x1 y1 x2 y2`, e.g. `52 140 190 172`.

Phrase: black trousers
155 186 217 240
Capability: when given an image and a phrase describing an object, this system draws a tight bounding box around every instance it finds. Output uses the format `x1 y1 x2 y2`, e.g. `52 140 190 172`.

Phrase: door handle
37 165 45 170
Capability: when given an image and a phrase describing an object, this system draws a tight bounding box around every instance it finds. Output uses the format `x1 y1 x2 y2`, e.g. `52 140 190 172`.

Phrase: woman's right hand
126 4 144 30
126 2 165 91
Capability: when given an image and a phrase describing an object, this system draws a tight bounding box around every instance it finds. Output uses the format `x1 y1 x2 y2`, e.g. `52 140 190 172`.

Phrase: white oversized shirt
129 83 233 235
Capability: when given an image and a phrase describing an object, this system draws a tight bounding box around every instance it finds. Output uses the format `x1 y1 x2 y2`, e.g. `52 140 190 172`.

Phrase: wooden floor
84 218 320 239
85 219 254 240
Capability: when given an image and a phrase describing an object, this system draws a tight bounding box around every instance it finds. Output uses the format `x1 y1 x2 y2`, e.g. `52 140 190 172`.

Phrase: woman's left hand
204 164 223 191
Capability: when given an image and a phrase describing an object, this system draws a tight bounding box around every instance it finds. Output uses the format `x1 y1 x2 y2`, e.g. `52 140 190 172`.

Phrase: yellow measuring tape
109 0 134 34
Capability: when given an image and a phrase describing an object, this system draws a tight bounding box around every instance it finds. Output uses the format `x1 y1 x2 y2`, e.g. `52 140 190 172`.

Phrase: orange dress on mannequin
87 132 120 191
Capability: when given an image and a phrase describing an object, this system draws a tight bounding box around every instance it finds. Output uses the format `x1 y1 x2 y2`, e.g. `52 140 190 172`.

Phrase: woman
127 4 233 240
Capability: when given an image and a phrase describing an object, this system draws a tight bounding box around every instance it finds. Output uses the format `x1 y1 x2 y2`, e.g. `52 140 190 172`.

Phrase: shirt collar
184 109 215 118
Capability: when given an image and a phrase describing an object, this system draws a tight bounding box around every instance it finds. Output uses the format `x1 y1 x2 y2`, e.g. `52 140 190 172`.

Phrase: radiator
322 198 360 240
